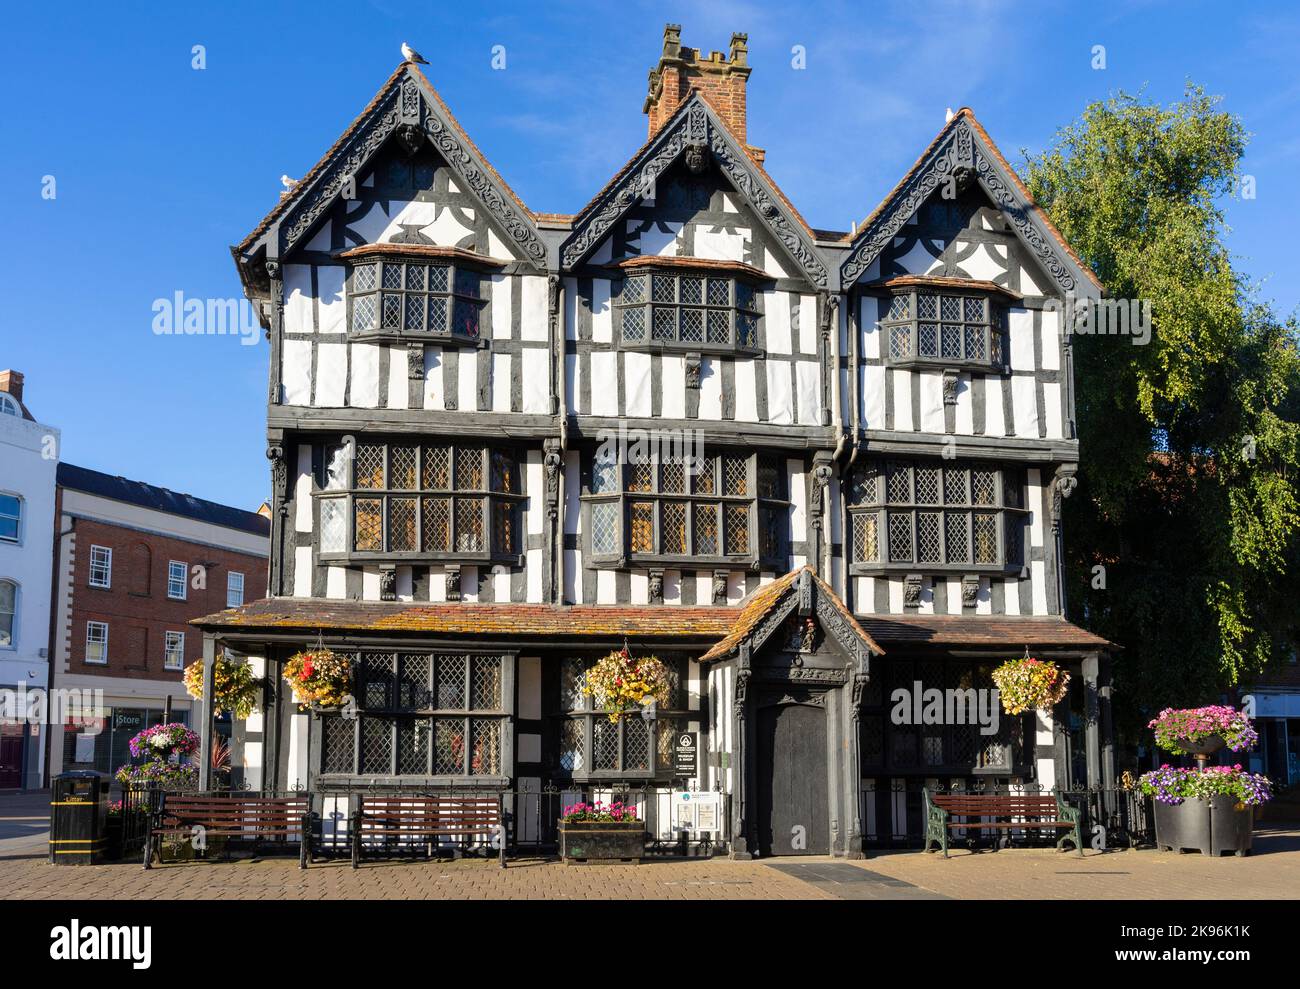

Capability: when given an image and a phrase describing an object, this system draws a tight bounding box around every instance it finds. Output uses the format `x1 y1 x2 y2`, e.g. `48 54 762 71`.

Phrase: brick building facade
49 464 269 780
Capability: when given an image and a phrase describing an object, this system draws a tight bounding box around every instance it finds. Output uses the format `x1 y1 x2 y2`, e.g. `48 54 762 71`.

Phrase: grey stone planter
557 820 646 864
1153 795 1253 857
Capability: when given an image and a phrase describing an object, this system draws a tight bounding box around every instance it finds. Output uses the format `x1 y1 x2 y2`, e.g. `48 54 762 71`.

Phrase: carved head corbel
684 142 710 175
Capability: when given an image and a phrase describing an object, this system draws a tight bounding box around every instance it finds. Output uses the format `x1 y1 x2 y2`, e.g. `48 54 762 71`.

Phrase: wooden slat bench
143 793 313 870
351 794 506 869
923 789 1083 857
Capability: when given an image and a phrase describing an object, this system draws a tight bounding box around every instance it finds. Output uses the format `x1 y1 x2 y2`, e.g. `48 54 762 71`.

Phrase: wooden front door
0 725 23 789
757 701 828 855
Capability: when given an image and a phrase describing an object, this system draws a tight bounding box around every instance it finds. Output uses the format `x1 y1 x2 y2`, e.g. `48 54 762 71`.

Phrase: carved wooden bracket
942 368 960 405
711 570 729 605
903 574 923 607
648 569 664 605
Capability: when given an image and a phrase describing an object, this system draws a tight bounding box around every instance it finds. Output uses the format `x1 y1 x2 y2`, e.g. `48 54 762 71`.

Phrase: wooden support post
198 635 216 791
1082 652 1102 790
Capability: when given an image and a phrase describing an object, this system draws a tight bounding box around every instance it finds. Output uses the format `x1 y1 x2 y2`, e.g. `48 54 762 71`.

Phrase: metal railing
307 780 729 859
115 784 160 858
859 777 1153 849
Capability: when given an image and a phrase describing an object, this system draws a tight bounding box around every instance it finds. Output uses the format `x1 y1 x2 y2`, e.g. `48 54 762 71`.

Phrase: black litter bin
49 771 109 865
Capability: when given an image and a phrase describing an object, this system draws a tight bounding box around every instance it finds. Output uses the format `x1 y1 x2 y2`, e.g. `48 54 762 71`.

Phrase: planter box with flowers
558 801 646 864
1138 706 1271 856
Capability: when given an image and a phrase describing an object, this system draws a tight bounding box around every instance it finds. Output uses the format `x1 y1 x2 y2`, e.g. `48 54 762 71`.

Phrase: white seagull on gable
402 42 429 65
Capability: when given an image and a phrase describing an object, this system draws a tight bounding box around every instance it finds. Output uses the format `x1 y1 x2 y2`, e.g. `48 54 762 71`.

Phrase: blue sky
3 0 1298 510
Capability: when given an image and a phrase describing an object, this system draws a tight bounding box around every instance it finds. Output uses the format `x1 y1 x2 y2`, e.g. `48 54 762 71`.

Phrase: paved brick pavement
0 853 837 900
852 823 1300 900
4 785 1298 900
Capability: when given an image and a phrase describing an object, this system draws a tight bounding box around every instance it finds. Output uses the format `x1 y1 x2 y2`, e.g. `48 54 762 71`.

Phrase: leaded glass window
584 449 788 566
879 288 1007 370
554 654 688 781
347 255 485 342
858 658 1028 773
316 441 524 562
614 269 762 350
319 652 508 778
846 460 1026 571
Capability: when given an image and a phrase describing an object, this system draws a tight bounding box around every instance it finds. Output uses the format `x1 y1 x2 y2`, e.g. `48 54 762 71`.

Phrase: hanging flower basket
183 652 262 719
582 647 672 723
1148 706 1259 755
991 657 1069 715
282 648 353 709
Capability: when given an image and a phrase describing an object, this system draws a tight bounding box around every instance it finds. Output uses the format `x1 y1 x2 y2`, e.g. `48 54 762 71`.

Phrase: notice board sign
671 791 722 833
672 731 698 779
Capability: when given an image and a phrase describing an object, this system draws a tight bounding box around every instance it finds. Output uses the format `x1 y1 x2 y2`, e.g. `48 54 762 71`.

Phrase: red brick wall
646 60 749 142
65 516 267 682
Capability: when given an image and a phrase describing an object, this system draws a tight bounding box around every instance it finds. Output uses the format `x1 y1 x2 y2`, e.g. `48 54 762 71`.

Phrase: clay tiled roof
335 244 509 267
700 565 883 662
193 598 737 639
859 615 1117 651
867 275 1023 300
848 108 1103 294
610 256 769 279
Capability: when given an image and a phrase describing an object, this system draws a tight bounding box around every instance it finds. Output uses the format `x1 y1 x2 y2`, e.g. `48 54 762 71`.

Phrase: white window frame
88 545 113 589
0 492 21 544
167 561 188 601
0 579 17 650
85 621 109 665
164 630 185 671
226 571 245 608
0 393 19 417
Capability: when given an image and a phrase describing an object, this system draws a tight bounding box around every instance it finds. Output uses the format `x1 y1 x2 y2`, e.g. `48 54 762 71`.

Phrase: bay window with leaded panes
552 654 688 781
880 288 1008 371
614 268 763 353
346 253 487 344
847 460 1026 574
316 440 524 565
584 448 789 568
319 651 512 780
859 657 1030 775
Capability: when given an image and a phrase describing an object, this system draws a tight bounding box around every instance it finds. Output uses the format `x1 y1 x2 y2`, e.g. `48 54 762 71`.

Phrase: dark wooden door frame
755 692 831 856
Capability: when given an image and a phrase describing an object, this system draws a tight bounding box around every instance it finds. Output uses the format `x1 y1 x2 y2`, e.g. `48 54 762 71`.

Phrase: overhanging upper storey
840 109 1102 299
231 64 546 307
561 91 829 290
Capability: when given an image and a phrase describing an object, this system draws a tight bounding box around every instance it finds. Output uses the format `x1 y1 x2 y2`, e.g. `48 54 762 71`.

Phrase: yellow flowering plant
183 652 262 719
282 648 353 709
991 657 1070 715
582 647 672 723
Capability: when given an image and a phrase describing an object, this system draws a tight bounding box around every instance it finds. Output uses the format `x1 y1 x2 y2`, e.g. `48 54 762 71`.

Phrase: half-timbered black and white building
197 25 1117 856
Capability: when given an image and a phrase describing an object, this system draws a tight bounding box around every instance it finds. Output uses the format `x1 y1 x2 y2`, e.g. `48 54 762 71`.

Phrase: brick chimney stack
643 25 755 152
0 369 24 404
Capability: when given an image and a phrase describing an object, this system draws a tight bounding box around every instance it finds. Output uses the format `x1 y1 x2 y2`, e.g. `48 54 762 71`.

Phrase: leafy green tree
1021 85 1300 742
